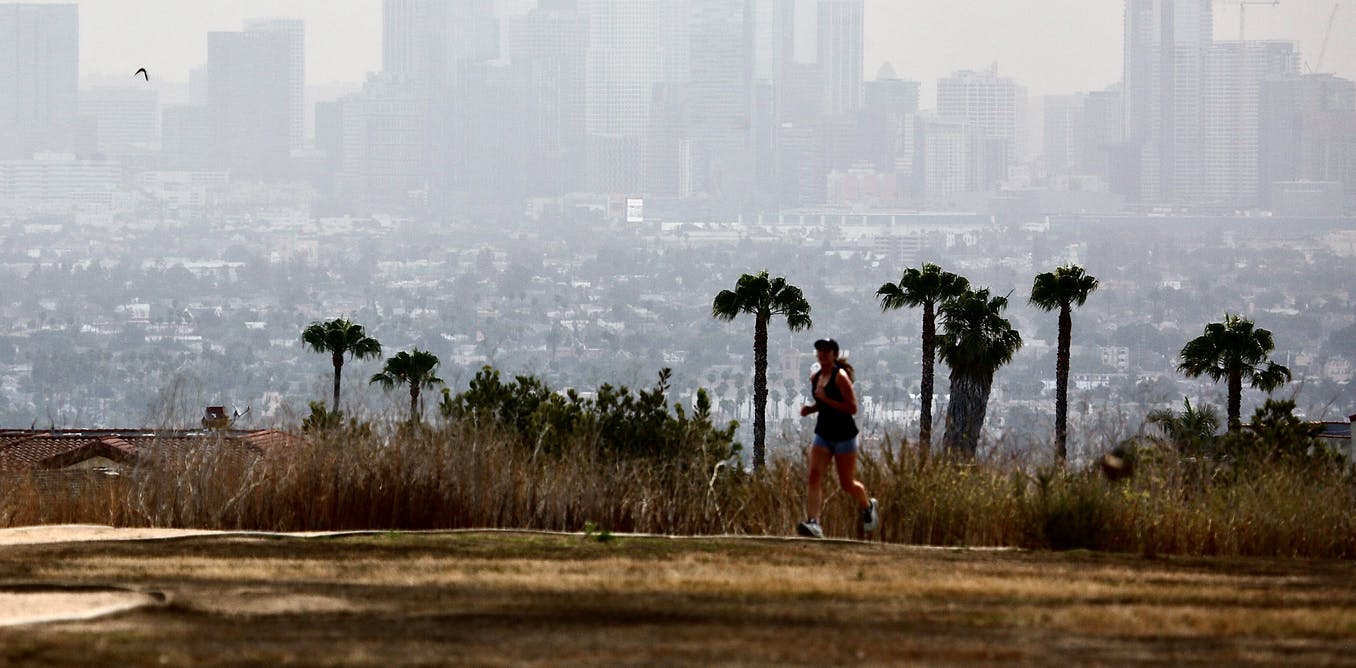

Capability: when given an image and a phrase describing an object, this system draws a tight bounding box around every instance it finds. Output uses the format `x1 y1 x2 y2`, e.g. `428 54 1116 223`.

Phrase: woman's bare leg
834 452 871 509
805 445 834 520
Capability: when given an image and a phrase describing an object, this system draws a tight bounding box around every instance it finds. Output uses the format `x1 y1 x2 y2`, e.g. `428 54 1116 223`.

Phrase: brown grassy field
1 530 1354 666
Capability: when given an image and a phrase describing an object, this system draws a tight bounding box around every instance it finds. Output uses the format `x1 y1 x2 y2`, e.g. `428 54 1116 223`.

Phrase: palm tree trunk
753 313 769 471
1227 371 1243 431
1055 305 1072 464
920 301 936 452
331 351 344 413
410 385 420 423
943 369 993 457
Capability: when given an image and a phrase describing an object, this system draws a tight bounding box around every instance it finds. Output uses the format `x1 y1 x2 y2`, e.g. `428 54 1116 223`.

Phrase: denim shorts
812 433 858 456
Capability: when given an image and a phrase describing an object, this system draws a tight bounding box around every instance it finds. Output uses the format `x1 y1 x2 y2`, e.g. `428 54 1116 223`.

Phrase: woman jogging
796 338 879 538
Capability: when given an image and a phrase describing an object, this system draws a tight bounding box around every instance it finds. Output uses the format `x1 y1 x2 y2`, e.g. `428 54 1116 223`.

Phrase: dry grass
2 422 1354 559
2 532 1355 665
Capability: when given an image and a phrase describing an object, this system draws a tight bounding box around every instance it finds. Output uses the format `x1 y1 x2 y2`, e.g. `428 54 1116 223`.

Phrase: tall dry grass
1 423 1353 558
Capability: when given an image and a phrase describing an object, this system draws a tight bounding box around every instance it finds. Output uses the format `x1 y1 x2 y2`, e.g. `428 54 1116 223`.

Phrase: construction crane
1314 3 1340 73
1221 0 1281 45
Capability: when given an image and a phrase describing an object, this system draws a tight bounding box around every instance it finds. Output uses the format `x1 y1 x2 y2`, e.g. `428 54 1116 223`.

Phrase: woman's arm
834 370 858 415
800 372 820 417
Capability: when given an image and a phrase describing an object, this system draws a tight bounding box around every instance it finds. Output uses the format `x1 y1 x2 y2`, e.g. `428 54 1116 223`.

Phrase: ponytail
835 357 855 382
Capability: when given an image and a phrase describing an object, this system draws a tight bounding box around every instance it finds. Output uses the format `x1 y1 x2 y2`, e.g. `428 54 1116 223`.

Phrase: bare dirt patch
0 529 1352 665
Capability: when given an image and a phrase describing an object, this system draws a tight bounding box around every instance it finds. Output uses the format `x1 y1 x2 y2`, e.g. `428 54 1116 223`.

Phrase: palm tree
937 288 1023 456
876 263 970 450
712 270 812 470
370 349 444 423
1177 314 1291 431
1029 264 1099 465
302 318 383 413
1145 397 1220 457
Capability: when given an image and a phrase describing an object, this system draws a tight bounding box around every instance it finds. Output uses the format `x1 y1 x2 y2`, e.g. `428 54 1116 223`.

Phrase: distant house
1318 415 1356 463
0 428 298 474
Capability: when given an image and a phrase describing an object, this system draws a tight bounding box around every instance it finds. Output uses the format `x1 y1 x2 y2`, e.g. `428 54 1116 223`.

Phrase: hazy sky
45 0 1356 106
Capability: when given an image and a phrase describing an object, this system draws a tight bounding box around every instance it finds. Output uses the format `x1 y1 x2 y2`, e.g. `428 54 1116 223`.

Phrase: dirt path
0 527 1353 665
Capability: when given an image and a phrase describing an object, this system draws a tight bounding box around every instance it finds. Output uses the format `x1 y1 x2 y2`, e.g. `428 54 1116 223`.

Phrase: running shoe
861 498 879 532
795 518 824 539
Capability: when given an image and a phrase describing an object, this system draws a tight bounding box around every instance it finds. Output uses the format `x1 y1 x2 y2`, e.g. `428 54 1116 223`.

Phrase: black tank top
814 364 859 441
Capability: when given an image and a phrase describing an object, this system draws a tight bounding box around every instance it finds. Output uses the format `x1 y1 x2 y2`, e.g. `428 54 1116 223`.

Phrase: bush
1216 399 1337 466
440 366 740 468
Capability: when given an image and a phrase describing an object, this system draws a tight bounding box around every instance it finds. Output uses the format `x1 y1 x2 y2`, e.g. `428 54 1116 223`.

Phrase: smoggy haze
48 0 1356 105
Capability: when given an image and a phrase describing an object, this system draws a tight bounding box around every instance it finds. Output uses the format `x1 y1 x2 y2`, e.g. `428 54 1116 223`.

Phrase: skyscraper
383 0 446 86
862 62 920 173
79 87 159 156
383 0 499 207
1122 0 1212 205
687 0 754 207
1201 40 1298 207
1260 73 1356 211
243 19 305 152
1043 94 1084 178
817 0 863 115
751 0 796 201
1082 86 1124 184
0 3 78 159
508 1 588 194
327 74 428 214
161 105 211 171
581 0 685 193
207 29 291 180
937 68 1024 189
914 116 975 205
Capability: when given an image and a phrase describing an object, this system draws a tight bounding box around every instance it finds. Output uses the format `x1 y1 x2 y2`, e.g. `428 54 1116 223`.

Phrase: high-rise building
0 3 79 159
456 61 536 209
383 0 499 207
383 0 447 86
752 0 795 89
914 116 975 205
862 62 920 173
1122 0 1212 205
750 0 796 202
327 74 428 213
508 1 588 195
1260 73 1356 211
1082 87 1124 183
817 0 863 115
243 19 305 152
1201 40 1298 208
1042 94 1084 178
161 105 211 171
207 29 292 181
645 82 694 197
79 87 159 156
687 0 754 208
581 0 685 193
937 68 1024 189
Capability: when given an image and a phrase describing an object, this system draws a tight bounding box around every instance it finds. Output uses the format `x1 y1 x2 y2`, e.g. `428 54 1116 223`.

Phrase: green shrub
441 366 740 467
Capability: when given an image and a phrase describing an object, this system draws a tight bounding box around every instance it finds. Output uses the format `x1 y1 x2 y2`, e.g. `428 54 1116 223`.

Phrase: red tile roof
0 429 302 471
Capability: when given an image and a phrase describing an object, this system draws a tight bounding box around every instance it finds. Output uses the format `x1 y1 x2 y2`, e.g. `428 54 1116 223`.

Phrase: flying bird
134 68 148 81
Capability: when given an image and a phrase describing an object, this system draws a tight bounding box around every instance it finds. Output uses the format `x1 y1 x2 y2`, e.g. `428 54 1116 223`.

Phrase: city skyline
43 0 1356 107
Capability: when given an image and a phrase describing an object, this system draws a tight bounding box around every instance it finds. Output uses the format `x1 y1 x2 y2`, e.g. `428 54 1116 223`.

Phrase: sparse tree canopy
711 270 812 470
1177 314 1291 431
877 263 969 450
371 349 444 423
1146 397 1220 457
302 318 382 413
1029 265 1099 464
938 288 1022 456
